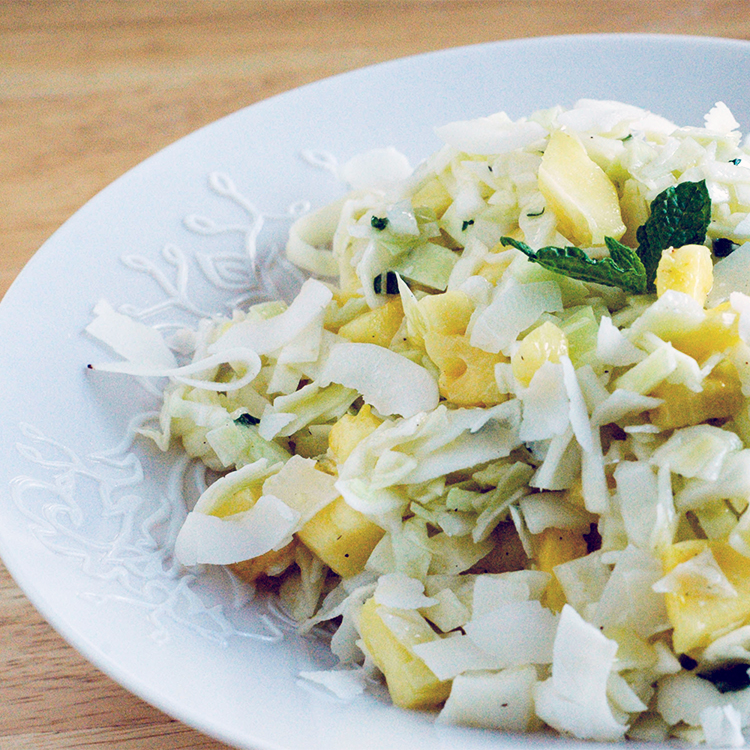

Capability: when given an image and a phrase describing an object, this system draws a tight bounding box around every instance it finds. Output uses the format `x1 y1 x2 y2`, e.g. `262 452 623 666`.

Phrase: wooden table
1 2 748 748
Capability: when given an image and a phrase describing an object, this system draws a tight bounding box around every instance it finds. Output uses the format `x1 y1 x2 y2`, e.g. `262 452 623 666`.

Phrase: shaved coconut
436 112 546 155
653 548 738 599
558 99 676 137
413 635 503 680
298 667 368 700
594 545 670 638
700 705 745 748
374 573 437 609
470 279 563 354
86 299 177 368
472 571 550 618
554 551 610 614
533 605 628 742
438 667 538 731
318 342 438 418
209 278 332 356
261 455 339 523
705 101 741 134
338 147 412 191
597 315 646 366
175 494 300 566
464 600 557 668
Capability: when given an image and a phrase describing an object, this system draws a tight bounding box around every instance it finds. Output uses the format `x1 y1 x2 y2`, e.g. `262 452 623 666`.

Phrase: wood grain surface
1 2 749 748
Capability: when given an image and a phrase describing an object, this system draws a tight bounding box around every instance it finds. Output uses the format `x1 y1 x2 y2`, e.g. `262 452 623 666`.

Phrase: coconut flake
261 455 340 523
175 494 300 566
436 113 546 155
464 600 557 668
338 147 412 191
318 342 438 418
373 573 437 609
298 667 368 700
533 605 628 742
597 315 646 366
438 666 539 731
705 102 741 134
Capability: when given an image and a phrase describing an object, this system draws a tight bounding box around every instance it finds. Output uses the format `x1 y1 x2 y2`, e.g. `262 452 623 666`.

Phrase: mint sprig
636 179 711 289
501 236 648 294
501 179 711 295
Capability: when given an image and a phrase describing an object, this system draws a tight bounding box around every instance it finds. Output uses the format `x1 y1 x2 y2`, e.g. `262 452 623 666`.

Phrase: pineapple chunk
424 330 507 406
655 244 714 307
418 290 474 335
337 296 404 348
328 404 382 465
538 129 626 246
667 302 739 362
649 359 743 430
661 540 750 654
511 321 569 387
229 541 298 583
534 526 589 612
211 486 259 518
358 597 451 709
297 496 385 578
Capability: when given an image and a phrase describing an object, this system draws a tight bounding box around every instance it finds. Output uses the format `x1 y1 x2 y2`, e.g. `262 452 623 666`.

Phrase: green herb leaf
635 179 711 290
500 236 647 294
371 215 389 231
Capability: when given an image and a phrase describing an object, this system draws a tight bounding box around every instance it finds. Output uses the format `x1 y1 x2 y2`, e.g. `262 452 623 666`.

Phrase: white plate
2 33 750 750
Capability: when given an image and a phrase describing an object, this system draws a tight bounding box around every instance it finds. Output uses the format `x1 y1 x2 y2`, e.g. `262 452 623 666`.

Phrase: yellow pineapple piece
538 129 626 246
655 244 714 307
649 359 743 430
337 296 404 348
424 330 507 406
358 597 451 709
661 540 750 654
328 404 382 465
418 290 474 335
667 302 739 362
229 540 298 583
534 526 589 612
211 486 260 518
297 497 385 578
511 321 569 387
412 177 453 218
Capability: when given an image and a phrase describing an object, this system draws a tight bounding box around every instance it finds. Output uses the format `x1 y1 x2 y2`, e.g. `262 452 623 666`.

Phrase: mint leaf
636 179 711 290
500 237 647 294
